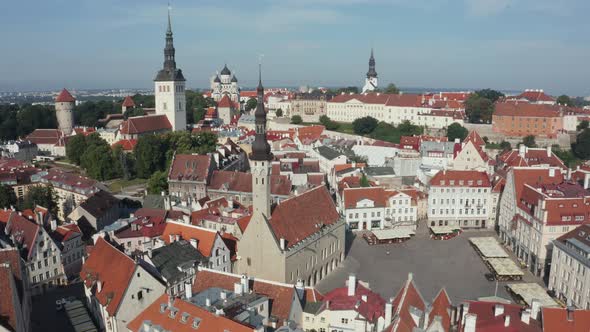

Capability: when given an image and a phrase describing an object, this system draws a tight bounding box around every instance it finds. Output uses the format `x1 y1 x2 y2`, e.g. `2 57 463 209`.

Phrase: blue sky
1 0 589 95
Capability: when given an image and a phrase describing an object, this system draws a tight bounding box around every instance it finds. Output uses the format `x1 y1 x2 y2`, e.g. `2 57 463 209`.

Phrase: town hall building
236 67 346 286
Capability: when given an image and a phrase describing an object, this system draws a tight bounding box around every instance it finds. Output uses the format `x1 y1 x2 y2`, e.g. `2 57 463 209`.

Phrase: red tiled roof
112 139 138 151
542 307 590 332
499 148 566 170
494 102 561 118
5 212 40 259
343 187 387 209
515 90 555 103
296 125 325 142
25 129 65 145
269 186 340 249
208 170 292 196
72 127 96 136
322 282 385 322
55 88 75 102
127 294 255 332
330 93 426 108
168 154 212 182
389 278 426 332
80 237 136 316
334 163 365 173
429 289 451 331
161 221 218 257
119 114 172 135
42 169 97 191
217 94 233 108
511 168 564 207
459 301 541 332
52 223 82 243
430 170 491 187
464 131 485 147
122 96 135 108
193 269 322 323
236 215 252 233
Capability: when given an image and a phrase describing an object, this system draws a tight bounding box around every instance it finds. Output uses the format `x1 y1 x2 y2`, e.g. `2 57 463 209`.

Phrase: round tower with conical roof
55 88 75 134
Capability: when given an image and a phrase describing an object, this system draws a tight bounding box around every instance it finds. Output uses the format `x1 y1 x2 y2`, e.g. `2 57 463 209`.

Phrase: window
137 291 143 300
341 318 349 324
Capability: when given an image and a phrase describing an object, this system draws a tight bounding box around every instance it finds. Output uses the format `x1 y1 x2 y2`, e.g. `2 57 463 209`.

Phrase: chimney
220 290 227 300
326 300 330 309
175 234 180 242
464 313 477 332
280 238 286 250
361 295 368 302
504 315 510 327
185 282 192 299
50 219 57 232
546 145 552 157
521 308 531 324
234 282 243 296
189 238 198 249
97 280 103 293
295 279 304 290
519 144 526 157
169 234 176 243
530 299 541 320
494 304 504 317
567 306 575 321
347 274 356 296
385 298 393 325
205 297 211 307
241 275 249 293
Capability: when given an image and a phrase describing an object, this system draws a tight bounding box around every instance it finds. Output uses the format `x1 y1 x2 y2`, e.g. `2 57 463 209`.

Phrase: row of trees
351 116 423 143
0 104 57 140
0 184 58 217
66 130 218 185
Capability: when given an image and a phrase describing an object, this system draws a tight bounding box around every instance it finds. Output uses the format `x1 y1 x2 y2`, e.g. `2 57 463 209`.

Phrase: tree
319 115 340 131
446 123 469 141
556 95 573 106
500 141 512 151
147 171 168 195
0 185 16 209
522 135 536 148
553 146 581 168
66 134 87 165
246 98 257 112
574 129 590 159
360 173 370 187
383 83 400 94
475 89 505 103
465 94 494 123
577 120 589 131
21 186 58 218
275 108 283 117
134 135 166 178
352 116 378 135
397 120 423 137
291 115 303 124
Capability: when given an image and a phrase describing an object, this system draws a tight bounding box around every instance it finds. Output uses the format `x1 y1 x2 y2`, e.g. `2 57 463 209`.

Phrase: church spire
367 48 377 78
250 62 272 161
163 4 176 71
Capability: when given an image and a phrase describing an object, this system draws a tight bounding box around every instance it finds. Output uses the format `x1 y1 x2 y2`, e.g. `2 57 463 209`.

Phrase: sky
1 0 589 96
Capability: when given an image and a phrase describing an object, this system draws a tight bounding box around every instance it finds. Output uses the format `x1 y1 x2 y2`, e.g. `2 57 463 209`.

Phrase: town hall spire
250 62 272 161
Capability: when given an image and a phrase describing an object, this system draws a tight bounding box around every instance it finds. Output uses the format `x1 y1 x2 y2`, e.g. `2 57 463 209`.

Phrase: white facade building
428 170 493 229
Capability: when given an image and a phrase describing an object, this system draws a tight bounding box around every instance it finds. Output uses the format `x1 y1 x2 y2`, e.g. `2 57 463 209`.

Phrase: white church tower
362 48 378 93
154 7 186 131
250 64 272 219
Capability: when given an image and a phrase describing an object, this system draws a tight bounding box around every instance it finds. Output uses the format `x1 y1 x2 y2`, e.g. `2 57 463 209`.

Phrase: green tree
553 146 581 168
556 95 574 106
319 115 340 131
574 129 590 159
134 135 166 178
275 108 283 117
78 133 120 180
291 115 303 124
66 134 87 165
522 135 536 148
352 116 378 135
123 108 145 119
446 123 469 141
397 120 423 137
465 94 494 123
0 185 16 209
360 173 370 187
577 120 589 131
383 83 400 94
475 89 505 103
246 98 258 112
500 141 512 151
147 171 169 195
21 186 58 218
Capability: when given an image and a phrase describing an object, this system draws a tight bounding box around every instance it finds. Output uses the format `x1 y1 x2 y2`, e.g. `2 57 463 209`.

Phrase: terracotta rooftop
458 301 541 332
322 280 385 322
161 221 219 257
122 96 135 108
119 114 172 135
542 307 590 332
494 102 561 118
430 170 491 187
208 170 292 196
168 154 212 182
55 88 75 102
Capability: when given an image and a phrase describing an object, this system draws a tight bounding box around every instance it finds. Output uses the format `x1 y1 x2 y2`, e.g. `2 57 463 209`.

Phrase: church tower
250 65 272 219
154 7 186 131
55 88 75 135
362 48 378 93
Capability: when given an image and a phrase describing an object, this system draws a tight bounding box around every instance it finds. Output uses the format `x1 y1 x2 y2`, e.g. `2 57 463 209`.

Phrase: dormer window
192 318 201 329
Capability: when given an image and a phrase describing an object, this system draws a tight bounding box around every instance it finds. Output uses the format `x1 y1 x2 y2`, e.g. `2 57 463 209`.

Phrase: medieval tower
154 8 187 131
362 48 378 93
55 88 75 135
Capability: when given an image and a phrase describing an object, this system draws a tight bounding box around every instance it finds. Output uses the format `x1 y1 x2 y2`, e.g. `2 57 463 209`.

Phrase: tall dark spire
367 48 377 78
154 5 185 82
250 63 272 161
